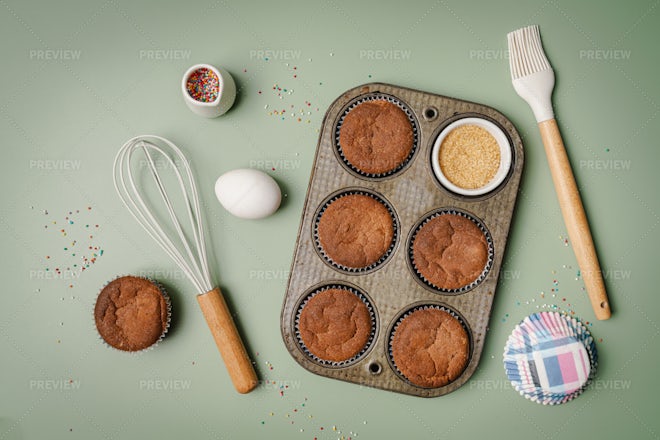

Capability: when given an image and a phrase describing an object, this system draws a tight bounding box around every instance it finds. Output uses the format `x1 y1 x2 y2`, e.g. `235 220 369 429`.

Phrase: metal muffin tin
281 83 524 397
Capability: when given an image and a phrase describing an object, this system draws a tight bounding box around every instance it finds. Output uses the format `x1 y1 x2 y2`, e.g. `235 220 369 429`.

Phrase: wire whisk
113 135 258 393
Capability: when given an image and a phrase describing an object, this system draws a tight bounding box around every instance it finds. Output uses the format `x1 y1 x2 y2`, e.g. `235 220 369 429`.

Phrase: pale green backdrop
1 0 658 439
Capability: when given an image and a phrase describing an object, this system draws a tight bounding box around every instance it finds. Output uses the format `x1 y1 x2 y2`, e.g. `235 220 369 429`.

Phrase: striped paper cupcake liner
503 311 598 405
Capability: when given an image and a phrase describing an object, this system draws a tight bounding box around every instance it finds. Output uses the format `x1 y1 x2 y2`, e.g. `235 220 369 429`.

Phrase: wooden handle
538 119 611 320
197 288 258 393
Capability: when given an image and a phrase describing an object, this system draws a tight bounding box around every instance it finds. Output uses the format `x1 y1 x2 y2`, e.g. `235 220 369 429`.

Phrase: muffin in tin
410 211 491 291
296 285 375 365
338 99 415 175
316 191 396 271
390 306 470 388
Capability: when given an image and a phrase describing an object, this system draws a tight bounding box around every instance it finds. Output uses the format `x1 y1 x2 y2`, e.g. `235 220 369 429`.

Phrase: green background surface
1 0 658 439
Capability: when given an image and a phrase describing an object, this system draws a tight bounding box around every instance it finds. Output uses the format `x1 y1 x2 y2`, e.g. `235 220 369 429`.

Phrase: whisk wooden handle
197 288 259 393
538 119 611 320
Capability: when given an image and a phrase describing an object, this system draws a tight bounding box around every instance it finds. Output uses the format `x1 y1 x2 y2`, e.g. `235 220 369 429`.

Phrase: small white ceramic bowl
181 63 236 118
431 117 512 197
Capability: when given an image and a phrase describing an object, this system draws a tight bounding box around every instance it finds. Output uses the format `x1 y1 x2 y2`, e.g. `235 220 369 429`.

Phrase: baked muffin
94 276 170 352
412 213 489 290
317 193 394 269
391 307 469 388
297 288 372 363
339 100 414 174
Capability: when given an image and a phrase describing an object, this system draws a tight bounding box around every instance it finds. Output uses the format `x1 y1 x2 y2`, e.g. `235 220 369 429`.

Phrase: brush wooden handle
538 119 611 320
197 288 258 393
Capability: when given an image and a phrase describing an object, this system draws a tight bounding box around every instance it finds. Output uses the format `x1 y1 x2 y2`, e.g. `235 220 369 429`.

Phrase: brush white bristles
507 25 556 123
507 25 552 79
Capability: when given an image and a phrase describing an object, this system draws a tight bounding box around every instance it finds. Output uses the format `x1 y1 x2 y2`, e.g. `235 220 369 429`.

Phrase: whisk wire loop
113 135 213 293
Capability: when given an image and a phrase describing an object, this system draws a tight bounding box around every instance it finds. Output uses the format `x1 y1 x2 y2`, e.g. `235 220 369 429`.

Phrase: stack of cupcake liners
503 311 598 405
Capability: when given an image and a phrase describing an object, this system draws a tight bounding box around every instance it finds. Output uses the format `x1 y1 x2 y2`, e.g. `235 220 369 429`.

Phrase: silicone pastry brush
507 25 611 320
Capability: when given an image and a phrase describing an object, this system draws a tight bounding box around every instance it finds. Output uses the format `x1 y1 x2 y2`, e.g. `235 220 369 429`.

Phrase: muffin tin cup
93 275 172 353
334 93 420 180
282 83 524 397
387 303 472 390
407 208 494 294
293 282 378 368
313 188 399 274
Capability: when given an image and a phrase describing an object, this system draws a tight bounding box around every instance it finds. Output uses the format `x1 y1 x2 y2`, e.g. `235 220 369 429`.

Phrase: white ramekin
431 117 512 197
181 63 236 118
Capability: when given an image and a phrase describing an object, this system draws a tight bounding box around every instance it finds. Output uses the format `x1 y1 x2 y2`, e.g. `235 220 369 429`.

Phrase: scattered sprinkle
39 207 104 288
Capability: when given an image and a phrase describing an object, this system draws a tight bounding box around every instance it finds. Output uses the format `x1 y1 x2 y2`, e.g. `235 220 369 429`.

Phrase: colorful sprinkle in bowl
181 63 236 118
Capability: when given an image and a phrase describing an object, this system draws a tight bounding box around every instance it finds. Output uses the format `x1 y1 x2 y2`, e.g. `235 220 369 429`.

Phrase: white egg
214 168 282 219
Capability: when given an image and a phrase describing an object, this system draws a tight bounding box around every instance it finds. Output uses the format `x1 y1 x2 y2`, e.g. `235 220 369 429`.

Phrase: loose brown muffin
339 100 414 174
94 276 170 352
317 193 394 269
391 307 469 388
412 213 489 290
298 288 372 363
